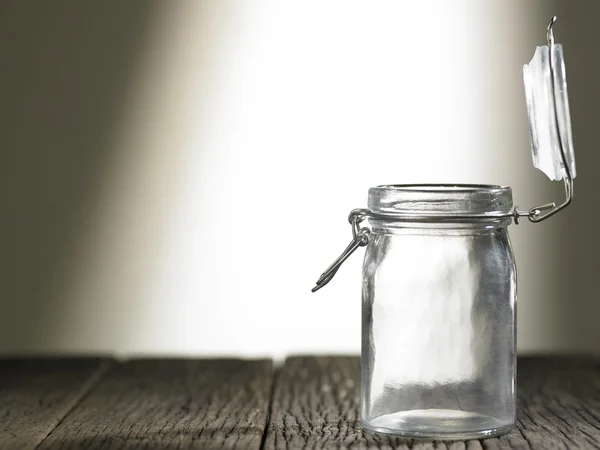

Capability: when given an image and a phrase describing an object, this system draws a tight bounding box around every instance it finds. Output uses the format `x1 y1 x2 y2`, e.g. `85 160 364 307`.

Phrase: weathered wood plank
0 357 112 450
514 357 600 450
38 358 273 450
264 356 600 450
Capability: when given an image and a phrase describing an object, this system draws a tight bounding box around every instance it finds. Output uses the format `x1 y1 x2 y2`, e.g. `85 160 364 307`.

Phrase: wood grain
3 356 599 449
0 357 111 450
514 357 600 450
37 358 273 450
264 356 600 450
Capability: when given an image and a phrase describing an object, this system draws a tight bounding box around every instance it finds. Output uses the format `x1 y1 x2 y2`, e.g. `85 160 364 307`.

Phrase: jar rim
368 183 513 220
375 183 511 193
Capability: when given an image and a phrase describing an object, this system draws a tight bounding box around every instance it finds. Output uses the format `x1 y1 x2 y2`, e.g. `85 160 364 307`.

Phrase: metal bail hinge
311 209 371 292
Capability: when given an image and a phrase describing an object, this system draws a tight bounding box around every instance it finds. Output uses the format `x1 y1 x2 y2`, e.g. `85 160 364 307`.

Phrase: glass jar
360 185 516 439
312 16 579 441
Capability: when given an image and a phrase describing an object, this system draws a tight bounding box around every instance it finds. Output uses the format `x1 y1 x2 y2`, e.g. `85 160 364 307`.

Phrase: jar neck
368 218 512 236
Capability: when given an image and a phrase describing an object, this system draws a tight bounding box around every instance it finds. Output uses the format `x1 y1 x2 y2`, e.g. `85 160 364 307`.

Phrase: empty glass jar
311 17 578 440
360 185 516 439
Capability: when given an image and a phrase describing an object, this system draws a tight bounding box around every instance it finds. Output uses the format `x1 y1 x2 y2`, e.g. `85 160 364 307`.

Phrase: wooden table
1 356 599 449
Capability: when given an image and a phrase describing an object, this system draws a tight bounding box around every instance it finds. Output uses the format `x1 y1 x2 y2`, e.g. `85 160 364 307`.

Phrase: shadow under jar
360 185 516 440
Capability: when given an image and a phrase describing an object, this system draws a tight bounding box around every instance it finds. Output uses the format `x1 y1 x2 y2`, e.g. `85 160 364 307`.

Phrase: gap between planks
33 359 113 450
0 358 114 450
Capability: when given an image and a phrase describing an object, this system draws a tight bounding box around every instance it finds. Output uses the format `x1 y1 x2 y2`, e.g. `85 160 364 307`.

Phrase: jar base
362 409 514 440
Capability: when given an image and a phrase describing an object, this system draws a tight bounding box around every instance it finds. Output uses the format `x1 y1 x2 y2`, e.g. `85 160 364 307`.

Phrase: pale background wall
2 1 599 358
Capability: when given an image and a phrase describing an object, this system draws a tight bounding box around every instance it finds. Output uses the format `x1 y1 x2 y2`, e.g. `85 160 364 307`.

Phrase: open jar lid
523 17 577 182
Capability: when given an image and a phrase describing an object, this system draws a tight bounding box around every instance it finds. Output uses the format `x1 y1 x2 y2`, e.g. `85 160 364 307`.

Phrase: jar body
361 216 516 438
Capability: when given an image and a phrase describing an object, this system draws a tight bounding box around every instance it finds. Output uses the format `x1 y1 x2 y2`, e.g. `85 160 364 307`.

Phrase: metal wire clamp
311 210 370 292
